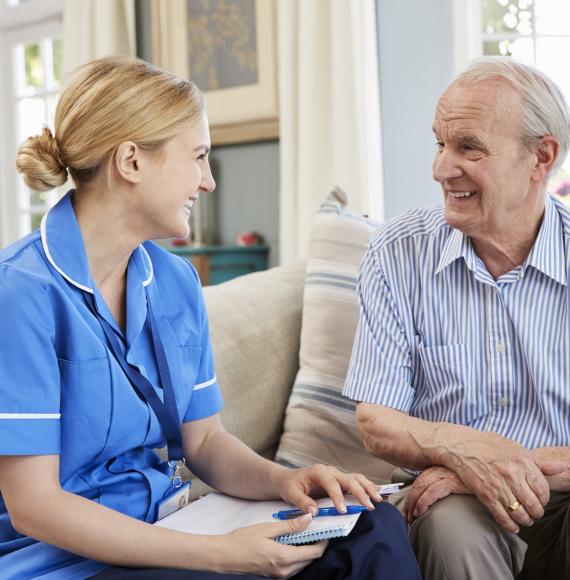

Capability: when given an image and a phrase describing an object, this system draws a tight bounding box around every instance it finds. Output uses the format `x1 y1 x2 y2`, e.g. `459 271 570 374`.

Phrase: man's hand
443 431 566 533
404 466 471 523
273 464 381 515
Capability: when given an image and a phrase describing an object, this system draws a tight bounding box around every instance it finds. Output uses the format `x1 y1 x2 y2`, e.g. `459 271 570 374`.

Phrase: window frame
0 0 62 248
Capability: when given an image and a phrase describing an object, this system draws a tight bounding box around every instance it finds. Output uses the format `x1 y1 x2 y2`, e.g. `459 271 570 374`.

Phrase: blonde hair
16 55 205 191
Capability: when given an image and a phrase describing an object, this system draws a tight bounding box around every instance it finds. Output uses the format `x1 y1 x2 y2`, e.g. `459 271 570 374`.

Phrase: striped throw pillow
275 187 397 483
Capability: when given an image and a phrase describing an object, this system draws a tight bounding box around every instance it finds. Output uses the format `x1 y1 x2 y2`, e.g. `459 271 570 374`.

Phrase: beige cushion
178 260 305 499
275 187 396 484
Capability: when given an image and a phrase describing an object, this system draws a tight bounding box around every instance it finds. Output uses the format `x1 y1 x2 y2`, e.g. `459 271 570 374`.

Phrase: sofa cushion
275 187 396 484
178 260 305 499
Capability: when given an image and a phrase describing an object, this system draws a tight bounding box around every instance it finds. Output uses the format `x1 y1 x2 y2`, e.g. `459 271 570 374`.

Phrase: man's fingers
412 480 455 520
536 459 568 477
523 468 551 508
507 503 534 528
485 500 520 534
512 481 544 520
404 468 447 522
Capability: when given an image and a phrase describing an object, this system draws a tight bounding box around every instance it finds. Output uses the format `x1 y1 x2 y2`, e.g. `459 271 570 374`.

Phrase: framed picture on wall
151 0 279 145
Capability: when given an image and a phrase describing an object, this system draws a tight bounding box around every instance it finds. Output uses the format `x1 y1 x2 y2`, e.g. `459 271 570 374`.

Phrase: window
481 0 570 201
0 0 62 248
455 0 570 205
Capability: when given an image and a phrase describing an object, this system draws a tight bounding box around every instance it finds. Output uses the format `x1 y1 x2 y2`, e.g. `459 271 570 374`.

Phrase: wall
136 0 458 265
210 142 279 267
376 0 456 219
135 0 280 267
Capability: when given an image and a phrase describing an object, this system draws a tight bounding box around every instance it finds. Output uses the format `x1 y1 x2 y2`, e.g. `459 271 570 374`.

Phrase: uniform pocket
58 357 112 467
417 343 487 423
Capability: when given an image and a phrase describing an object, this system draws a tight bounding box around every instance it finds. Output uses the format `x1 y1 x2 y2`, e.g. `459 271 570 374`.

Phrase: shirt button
498 397 508 408
496 341 506 353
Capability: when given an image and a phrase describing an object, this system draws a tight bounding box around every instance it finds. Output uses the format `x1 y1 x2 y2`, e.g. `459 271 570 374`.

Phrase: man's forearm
531 447 570 491
356 403 480 470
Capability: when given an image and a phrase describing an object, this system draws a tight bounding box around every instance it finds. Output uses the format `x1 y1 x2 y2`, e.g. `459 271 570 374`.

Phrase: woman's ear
531 136 560 182
114 141 142 184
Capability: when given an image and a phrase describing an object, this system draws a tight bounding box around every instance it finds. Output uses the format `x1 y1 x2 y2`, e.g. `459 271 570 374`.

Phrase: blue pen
272 505 369 520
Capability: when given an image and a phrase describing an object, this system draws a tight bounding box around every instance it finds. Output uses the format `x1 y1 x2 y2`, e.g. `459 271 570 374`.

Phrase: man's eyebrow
194 145 211 154
459 135 488 152
432 128 489 152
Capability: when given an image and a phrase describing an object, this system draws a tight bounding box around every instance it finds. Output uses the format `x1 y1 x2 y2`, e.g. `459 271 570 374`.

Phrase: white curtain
62 0 136 76
278 0 384 263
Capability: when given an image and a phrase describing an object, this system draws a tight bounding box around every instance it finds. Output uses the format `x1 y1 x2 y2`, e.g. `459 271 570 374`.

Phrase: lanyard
84 290 183 463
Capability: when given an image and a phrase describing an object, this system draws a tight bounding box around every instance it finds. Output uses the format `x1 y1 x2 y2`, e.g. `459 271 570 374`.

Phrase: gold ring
506 500 521 513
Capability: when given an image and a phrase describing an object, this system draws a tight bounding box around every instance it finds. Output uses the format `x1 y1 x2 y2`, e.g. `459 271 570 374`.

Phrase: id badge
156 482 191 521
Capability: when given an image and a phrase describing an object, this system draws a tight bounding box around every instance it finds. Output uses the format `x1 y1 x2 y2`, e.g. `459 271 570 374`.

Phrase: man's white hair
456 56 570 175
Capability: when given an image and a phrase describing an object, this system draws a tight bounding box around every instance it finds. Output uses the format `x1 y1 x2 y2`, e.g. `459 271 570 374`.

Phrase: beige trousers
388 470 527 580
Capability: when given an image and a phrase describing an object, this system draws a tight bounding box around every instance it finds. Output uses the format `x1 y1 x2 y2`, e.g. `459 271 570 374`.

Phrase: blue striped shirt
343 195 570 449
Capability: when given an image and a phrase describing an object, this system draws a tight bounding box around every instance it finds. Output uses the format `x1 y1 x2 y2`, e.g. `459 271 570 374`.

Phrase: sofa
179 188 397 500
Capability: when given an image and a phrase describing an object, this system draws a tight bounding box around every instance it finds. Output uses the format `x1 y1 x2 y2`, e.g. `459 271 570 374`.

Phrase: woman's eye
435 141 444 151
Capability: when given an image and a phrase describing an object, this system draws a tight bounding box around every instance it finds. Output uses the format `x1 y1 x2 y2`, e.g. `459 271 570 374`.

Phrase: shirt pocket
58 357 112 467
417 343 488 424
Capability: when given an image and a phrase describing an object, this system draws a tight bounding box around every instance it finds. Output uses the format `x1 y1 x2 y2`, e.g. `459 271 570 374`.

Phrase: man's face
432 79 540 240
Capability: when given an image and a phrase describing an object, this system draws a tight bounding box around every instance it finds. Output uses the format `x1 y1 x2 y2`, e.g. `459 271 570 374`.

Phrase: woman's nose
201 163 216 193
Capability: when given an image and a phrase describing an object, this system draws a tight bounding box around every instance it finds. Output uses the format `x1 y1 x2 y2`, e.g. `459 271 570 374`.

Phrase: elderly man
343 57 570 580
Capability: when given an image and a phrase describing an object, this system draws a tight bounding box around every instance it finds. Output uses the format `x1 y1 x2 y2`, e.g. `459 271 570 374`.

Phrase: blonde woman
0 56 420 579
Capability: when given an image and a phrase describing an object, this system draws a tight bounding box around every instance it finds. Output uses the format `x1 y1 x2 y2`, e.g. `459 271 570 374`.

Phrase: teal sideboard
168 244 269 286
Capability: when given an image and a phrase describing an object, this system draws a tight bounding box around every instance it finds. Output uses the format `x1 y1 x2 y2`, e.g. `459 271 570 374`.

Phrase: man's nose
432 150 463 183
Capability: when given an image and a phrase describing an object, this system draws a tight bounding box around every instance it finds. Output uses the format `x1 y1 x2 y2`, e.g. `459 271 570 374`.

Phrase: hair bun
16 127 68 192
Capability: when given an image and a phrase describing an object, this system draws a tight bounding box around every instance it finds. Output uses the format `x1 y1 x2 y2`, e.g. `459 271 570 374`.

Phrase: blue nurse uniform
0 191 223 579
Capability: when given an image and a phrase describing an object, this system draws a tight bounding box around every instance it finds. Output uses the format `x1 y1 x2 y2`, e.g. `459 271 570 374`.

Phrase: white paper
155 493 361 543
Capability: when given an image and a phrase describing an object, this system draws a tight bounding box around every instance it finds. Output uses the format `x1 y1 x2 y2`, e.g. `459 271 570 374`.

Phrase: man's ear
531 136 559 182
114 141 142 184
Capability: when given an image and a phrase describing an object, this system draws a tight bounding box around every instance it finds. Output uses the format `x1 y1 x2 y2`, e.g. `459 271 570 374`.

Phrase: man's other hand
404 466 471 523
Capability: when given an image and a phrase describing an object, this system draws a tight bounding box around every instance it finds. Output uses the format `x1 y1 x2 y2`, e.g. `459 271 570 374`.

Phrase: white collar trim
40 212 94 294
41 212 155 292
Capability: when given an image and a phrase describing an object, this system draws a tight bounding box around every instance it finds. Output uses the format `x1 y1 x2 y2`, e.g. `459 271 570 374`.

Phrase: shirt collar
435 195 568 287
436 227 477 275
40 190 154 294
522 195 567 286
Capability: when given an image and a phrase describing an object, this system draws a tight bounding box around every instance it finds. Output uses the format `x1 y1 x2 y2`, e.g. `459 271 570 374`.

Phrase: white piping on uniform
194 376 217 390
41 213 155 291
40 213 94 294
140 244 154 287
0 413 61 419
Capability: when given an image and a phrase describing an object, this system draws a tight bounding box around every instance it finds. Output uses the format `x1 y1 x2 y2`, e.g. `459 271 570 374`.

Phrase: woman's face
136 113 215 240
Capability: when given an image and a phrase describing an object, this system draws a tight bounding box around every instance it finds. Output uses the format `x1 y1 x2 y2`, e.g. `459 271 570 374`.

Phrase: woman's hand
273 464 381 515
215 514 327 578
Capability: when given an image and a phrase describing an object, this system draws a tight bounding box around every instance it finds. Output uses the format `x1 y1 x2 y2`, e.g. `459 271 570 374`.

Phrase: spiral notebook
155 492 362 545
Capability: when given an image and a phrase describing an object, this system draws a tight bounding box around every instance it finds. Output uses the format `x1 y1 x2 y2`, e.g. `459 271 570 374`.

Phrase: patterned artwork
186 0 258 91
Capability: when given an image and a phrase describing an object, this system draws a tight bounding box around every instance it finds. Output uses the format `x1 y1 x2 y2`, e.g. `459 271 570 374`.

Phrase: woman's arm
0 454 326 577
182 415 380 513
